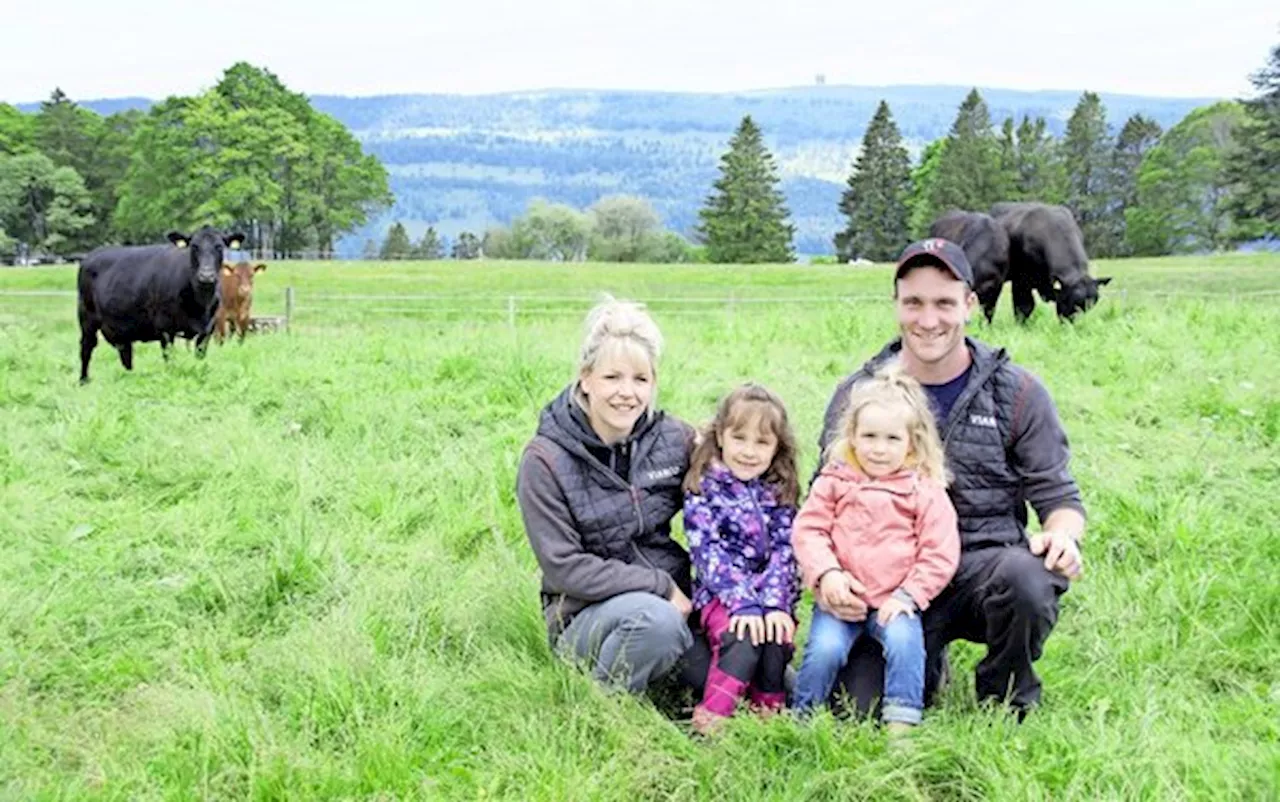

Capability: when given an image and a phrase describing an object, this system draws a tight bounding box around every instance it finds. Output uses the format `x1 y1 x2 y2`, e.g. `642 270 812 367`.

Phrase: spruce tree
412 226 443 259
834 101 912 261
1225 40 1280 239
1014 115 1064 202
927 89 1005 221
379 221 412 260
696 115 795 263
1061 91 1118 254
1111 114 1163 254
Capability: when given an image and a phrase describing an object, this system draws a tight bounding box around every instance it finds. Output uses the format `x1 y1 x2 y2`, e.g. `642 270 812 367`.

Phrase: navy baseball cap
894 238 974 287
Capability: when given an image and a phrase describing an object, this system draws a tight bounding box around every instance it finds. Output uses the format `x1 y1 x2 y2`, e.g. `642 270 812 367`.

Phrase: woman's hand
667 584 693 617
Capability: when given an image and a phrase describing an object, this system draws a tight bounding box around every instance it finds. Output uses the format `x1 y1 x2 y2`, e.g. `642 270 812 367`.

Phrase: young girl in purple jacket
682 383 801 735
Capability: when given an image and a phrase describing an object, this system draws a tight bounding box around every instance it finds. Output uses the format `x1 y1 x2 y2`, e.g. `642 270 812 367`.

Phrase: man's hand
817 570 868 622
1029 530 1083 579
667 583 693 617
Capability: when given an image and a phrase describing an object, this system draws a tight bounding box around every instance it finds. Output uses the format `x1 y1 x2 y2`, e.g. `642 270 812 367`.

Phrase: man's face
894 265 976 370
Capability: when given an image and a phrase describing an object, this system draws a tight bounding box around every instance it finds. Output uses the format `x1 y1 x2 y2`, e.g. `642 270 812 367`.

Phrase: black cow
927 210 1010 323
990 202 1112 322
77 226 245 383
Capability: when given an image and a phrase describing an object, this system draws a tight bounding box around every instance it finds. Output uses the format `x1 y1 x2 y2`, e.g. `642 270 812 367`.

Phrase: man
814 237 1086 719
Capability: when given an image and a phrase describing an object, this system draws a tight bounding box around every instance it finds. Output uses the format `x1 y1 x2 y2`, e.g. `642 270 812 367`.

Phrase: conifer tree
834 101 912 261
696 115 795 263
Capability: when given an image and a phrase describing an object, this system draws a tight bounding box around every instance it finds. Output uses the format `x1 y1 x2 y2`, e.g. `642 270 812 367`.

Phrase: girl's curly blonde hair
825 359 950 484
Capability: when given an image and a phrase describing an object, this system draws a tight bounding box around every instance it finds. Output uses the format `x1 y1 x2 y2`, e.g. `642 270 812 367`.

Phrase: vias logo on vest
969 414 997 429
645 465 682 482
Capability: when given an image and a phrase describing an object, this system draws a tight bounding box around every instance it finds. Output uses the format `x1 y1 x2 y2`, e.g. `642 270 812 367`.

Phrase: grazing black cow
77 226 245 383
990 202 1112 322
927 210 1010 323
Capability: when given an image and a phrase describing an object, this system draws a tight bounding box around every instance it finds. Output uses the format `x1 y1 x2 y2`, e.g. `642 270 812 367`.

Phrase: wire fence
4 286 1280 331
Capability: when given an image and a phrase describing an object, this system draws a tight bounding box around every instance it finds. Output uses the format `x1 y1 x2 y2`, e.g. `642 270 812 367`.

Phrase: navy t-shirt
922 364 972 427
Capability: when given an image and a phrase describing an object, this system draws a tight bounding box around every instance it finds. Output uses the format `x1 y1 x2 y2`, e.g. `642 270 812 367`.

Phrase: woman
516 296 700 693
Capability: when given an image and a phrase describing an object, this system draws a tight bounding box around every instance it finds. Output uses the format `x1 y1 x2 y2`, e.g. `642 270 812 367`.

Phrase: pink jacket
792 461 960 611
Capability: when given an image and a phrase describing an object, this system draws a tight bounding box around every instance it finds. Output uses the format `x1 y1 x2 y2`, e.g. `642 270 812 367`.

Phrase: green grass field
2 254 1278 800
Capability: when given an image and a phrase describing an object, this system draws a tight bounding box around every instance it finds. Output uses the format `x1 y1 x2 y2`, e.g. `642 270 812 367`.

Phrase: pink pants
697 599 792 718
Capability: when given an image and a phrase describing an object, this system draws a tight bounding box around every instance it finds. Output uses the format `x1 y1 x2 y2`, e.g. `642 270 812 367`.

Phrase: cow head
168 227 246 287
1054 275 1113 320
220 261 267 299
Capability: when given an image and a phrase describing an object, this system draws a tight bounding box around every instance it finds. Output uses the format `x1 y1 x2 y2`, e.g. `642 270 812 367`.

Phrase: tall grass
1 255 1277 800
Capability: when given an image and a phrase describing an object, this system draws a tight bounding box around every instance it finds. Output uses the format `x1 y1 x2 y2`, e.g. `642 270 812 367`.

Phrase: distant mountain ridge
18 85 1223 255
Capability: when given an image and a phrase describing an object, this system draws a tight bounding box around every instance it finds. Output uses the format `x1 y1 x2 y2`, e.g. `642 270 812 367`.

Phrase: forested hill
28 85 1219 255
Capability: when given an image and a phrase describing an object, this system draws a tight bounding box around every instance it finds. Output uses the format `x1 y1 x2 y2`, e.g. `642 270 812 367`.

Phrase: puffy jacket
517 383 695 637
792 461 959 610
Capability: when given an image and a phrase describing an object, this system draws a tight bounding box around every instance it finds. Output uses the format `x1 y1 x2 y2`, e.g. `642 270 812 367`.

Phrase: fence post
285 286 294 332
507 296 516 330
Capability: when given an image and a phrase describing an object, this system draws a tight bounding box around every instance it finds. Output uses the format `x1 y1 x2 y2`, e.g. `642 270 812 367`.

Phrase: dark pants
833 545 1070 717
697 600 791 716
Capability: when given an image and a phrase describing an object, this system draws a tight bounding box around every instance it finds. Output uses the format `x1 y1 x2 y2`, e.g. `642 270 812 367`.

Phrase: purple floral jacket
683 461 800 618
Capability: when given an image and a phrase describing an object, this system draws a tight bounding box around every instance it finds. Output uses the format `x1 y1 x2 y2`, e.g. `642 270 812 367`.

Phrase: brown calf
215 261 267 342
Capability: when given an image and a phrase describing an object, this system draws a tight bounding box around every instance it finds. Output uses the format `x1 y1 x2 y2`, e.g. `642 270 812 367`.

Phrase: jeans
556 591 694 693
793 605 925 724
830 545 1071 718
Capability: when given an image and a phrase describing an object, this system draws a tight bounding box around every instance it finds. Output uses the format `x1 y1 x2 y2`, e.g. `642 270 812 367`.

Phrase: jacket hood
817 459 920 495
535 383 661 463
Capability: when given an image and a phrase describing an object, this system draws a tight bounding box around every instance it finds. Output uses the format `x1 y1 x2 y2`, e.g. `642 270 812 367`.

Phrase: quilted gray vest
533 385 694 594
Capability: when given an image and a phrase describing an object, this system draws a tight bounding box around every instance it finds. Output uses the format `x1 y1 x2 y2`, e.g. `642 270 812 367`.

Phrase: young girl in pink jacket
791 362 959 732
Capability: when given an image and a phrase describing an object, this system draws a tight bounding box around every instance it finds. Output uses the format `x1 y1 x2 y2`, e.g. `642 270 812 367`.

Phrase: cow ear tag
174 239 187 248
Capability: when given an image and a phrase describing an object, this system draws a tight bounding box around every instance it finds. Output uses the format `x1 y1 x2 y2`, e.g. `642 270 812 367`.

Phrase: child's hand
818 571 868 622
763 611 795 644
876 596 914 626
729 614 765 646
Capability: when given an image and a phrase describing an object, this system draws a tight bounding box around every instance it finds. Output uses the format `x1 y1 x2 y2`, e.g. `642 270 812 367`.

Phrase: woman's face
579 343 654 445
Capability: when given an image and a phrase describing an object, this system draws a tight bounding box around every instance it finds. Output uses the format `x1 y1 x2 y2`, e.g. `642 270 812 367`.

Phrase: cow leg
79 322 99 384
237 314 249 342
1011 277 1036 324
976 282 1002 325
116 342 134 371
160 334 173 362
215 311 227 344
195 330 211 359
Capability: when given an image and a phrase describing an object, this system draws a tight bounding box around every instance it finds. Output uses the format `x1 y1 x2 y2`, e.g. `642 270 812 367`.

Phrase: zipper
630 485 655 567
747 483 768 567
941 359 999 446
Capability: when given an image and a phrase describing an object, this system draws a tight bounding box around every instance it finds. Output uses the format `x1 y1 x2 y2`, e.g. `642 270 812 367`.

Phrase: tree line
0 63 392 262
4 42 1275 265
704 40 1280 263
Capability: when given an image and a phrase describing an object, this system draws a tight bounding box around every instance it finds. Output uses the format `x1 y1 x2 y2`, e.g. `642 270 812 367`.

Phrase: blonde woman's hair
826 359 950 484
574 295 664 413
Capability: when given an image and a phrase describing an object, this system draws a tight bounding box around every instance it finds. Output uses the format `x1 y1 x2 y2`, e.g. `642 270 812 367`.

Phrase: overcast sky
3 0 1276 103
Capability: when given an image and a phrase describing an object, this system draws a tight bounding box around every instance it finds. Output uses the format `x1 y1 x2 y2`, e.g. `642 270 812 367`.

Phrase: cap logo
922 239 944 252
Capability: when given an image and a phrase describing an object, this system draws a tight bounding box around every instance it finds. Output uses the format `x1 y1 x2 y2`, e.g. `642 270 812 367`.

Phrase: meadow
1 253 1278 800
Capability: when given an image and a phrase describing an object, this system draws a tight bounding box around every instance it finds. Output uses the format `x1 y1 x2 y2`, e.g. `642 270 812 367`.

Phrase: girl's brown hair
825 359 950 484
683 383 800 505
